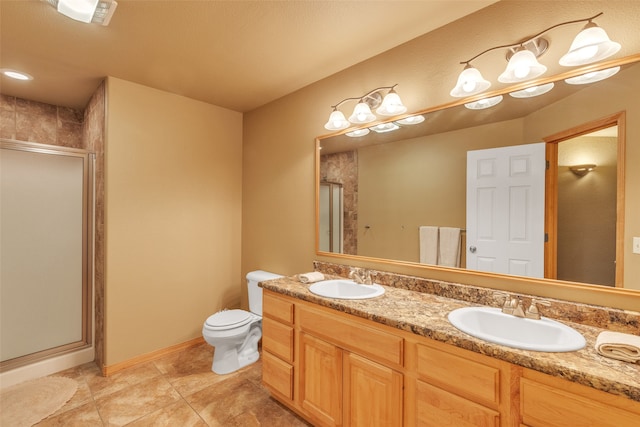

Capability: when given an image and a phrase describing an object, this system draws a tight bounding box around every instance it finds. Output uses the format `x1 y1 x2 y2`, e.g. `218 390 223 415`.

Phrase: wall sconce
324 85 407 131
45 0 118 26
569 164 597 176
450 12 620 98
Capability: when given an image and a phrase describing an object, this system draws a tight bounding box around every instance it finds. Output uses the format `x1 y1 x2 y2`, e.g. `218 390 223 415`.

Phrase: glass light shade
498 49 547 83
509 82 555 98
564 66 620 85
324 110 350 131
57 0 100 23
376 90 407 116
349 101 376 124
559 23 621 66
450 65 491 97
395 115 425 125
346 128 370 137
464 95 503 110
369 123 400 133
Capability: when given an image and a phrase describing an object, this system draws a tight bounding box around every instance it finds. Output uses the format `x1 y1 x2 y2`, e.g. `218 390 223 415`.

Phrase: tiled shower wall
82 82 106 369
0 85 106 369
0 95 84 146
319 150 358 255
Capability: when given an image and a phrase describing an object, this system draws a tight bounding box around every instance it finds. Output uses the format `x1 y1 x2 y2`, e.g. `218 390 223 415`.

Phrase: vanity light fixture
45 0 118 26
369 123 400 133
0 69 33 81
395 114 425 125
498 47 547 83
324 84 407 131
345 128 370 138
564 66 620 85
569 164 597 176
509 82 555 98
559 21 621 66
451 12 620 98
349 101 377 125
464 95 503 110
449 64 491 97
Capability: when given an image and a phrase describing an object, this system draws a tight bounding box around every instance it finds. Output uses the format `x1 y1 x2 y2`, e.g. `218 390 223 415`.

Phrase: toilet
202 270 282 374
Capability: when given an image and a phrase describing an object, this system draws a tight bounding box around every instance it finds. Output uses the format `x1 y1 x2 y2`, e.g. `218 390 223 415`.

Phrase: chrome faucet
349 267 373 285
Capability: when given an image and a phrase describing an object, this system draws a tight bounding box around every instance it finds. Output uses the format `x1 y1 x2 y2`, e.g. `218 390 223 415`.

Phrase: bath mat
0 376 77 427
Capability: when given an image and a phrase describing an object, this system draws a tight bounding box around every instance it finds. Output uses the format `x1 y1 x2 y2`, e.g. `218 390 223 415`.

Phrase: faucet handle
349 267 364 284
493 292 514 314
525 299 551 320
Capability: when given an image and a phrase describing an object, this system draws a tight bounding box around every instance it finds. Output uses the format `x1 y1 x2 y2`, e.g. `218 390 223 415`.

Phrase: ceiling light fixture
451 12 620 98
324 84 406 131
0 69 34 81
45 0 118 26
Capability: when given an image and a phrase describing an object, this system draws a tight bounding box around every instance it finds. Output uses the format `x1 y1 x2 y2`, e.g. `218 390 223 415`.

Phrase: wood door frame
543 112 626 287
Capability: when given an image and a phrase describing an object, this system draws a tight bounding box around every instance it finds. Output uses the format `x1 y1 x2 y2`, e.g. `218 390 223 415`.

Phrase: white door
466 143 546 278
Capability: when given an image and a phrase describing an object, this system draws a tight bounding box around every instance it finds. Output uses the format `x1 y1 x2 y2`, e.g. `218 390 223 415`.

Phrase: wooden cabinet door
344 352 402 427
299 332 343 426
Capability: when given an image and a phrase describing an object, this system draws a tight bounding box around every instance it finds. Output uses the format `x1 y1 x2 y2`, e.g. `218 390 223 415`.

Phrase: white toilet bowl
202 309 262 375
202 270 282 374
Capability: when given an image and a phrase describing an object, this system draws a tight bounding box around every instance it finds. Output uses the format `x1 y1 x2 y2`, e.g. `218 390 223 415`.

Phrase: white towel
419 226 439 265
438 227 461 268
595 331 640 363
299 272 325 284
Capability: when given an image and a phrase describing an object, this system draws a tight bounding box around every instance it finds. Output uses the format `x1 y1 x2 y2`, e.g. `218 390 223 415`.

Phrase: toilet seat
205 309 254 331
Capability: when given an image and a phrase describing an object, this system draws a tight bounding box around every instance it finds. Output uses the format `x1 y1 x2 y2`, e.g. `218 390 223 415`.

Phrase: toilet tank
246 270 282 316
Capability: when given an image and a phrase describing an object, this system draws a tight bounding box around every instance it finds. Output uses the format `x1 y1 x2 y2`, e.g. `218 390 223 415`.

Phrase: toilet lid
205 309 252 328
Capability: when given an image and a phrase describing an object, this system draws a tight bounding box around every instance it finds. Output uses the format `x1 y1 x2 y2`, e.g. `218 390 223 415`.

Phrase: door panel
467 143 546 277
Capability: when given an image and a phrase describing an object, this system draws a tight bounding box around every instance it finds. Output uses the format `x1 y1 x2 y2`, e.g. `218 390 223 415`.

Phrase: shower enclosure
319 181 343 253
0 140 94 372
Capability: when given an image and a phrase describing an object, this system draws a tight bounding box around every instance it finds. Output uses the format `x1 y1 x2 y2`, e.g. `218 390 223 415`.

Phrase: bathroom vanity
260 274 640 427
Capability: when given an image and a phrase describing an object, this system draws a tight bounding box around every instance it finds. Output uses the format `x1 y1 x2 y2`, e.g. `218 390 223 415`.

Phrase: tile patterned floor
35 344 311 426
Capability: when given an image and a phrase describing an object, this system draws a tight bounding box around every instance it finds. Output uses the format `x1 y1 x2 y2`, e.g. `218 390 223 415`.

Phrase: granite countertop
261 275 640 403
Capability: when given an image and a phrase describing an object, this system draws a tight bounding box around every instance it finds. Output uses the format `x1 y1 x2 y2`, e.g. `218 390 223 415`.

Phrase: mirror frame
315 54 640 308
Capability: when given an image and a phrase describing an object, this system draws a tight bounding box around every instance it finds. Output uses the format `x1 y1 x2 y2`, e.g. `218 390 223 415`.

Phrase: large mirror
317 56 639 290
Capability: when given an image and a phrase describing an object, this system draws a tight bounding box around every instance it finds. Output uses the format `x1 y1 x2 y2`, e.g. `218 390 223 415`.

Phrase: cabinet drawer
263 292 294 325
416 343 500 407
521 378 640 427
298 306 403 367
262 317 294 363
416 380 499 427
262 351 293 400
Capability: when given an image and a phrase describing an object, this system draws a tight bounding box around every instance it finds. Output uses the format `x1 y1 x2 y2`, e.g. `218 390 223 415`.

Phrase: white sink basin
448 306 586 352
309 279 385 300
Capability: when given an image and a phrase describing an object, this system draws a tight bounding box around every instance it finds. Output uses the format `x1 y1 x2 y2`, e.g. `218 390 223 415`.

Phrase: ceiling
0 0 496 112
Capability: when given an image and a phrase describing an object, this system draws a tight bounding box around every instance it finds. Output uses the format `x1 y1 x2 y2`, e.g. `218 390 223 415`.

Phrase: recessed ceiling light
0 69 34 81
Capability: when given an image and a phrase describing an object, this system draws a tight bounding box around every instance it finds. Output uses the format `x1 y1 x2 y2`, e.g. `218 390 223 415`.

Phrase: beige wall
105 77 242 366
558 137 617 286
242 1 640 311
